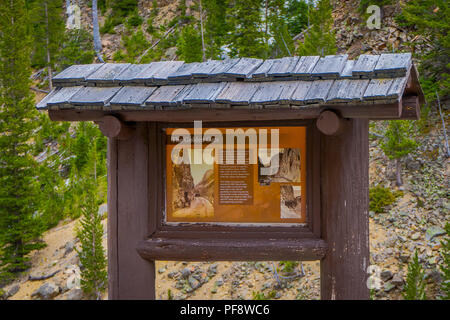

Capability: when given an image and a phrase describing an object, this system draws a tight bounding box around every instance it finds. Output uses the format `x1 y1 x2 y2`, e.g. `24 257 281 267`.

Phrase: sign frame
150 120 321 240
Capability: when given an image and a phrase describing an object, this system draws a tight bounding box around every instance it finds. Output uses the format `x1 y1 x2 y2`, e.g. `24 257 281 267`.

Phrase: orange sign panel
165 126 307 224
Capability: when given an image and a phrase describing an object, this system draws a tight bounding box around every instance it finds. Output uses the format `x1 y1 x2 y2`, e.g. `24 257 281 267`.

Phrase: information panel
165 125 306 224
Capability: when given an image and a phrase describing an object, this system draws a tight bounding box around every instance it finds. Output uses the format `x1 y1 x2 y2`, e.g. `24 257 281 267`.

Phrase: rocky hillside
1 0 448 300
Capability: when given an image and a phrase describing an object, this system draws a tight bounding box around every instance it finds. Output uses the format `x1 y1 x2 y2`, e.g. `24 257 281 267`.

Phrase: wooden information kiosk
37 53 424 300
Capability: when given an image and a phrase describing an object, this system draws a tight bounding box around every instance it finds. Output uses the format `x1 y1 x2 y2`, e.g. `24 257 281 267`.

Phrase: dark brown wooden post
320 118 370 300
107 122 155 300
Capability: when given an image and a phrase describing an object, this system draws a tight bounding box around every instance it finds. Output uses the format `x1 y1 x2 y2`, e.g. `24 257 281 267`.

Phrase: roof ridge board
220 58 263 78
113 63 153 83
311 54 348 79
267 57 300 77
85 63 131 83
251 59 277 78
53 63 105 84
374 53 412 76
167 62 202 80
290 55 320 77
133 61 185 83
352 54 380 77
191 60 224 78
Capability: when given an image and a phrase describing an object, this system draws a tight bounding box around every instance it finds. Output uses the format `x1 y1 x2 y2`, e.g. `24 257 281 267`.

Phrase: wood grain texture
291 56 320 78
374 53 411 77
311 55 348 79
86 63 131 84
115 123 155 299
69 86 121 106
363 78 395 100
110 86 157 107
137 238 328 261
320 119 370 300
352 54 380 77
53 63 104 84
46 86 84 108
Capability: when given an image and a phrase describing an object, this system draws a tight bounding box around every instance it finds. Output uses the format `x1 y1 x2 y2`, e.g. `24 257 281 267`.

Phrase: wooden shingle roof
38 53 424 121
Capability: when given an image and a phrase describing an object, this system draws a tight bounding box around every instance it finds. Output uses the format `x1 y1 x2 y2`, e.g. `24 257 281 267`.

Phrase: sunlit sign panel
165 125 306 225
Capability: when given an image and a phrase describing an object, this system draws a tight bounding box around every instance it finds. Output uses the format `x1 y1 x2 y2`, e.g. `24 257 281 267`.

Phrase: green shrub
369 186 402 213
126 10 143 28
279 261 299 273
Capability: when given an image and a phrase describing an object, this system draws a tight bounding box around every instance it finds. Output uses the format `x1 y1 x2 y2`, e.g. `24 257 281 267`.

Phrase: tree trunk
92 0 104 62
44 1 53 91
396 158 402 186
199 0 205 61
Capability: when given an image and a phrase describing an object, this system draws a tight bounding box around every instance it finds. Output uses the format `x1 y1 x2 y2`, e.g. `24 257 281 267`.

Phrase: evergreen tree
403 250 427 300
396 0 449 101
203 0 229 59
296 0 336 56
29 0 65 89
227 0 268 58
177 25 203 63
0 0 45 281
76 144 107 300
380 120 417 186
285 0 309 37
267 0 295 57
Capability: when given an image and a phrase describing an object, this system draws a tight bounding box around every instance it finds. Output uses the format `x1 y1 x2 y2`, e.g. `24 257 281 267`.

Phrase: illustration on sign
165 125 306 225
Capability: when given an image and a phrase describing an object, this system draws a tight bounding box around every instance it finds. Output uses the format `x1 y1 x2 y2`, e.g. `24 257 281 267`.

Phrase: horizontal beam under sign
136 238 328 261
47 102 402 122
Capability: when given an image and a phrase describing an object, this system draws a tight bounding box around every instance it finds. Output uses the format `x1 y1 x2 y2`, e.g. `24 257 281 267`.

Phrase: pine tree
403 250 427 300
28 0 65 89
0 0 45 281
177 25 203 63
76 144 107 300
440 223 450 300
396 0 449 101
203 0 229 59
296 0 336 56
380 120 417 186
227 0 268 58
267 0 295 57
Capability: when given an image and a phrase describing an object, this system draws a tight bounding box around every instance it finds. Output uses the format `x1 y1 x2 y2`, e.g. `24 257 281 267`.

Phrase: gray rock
2 284 20 299
168 271 178 279
274 291 282 299
391 273 404 287
384 281 396 292
64 241 74 256
180 268 191 279
66 288 84 300
410 232 421 240
188 276 200 290
32 282 60 300
215 278 224 287
425 269 442 284
425 226 446 241
380 270 393 282
158 267 166 274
